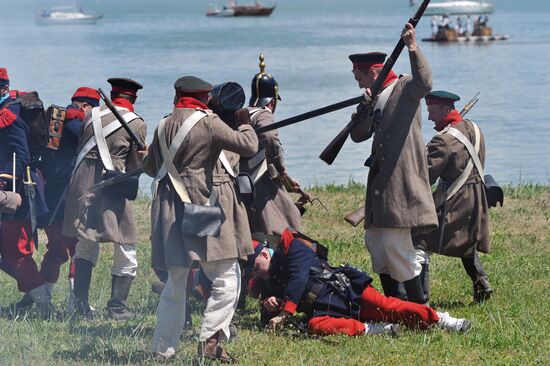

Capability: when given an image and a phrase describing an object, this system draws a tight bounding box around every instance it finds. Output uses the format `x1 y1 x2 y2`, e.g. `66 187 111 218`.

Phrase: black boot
462 253 492 303
73 258 96 318
379 274 407 300
107 275 135 320
419 263 430 304
404 275 427 305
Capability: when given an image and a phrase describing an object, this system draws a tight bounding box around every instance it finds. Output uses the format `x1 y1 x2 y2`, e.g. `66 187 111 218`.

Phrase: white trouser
74 238 138 277
364 227 422 282
151 259 240 357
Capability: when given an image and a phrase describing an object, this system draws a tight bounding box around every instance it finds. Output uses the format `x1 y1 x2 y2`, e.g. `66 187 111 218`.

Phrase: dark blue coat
0 97 48 221
41 104 84 224
266 237 373 320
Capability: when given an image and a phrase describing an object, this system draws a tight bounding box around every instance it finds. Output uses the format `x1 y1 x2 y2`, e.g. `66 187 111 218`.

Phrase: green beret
426 90 460 105
174 76 213 93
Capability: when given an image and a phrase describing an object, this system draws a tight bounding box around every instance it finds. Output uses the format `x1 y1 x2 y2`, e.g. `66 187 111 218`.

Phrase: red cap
72 87 100 101
0 68 9 86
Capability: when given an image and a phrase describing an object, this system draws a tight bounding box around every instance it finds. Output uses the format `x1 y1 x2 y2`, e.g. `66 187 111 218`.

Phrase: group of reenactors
0 23 494 363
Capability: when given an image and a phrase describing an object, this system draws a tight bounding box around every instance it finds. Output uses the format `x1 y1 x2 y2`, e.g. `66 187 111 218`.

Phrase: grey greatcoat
242 107 303 235
351 48 438 233
0 191 19 214
62 105 147 244
142 108 258 269
414 119 490 258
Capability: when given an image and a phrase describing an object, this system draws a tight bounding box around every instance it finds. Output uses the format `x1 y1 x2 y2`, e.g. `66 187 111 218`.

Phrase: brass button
374 189 380 195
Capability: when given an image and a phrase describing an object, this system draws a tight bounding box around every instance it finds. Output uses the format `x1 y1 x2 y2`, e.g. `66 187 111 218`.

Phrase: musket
97 88 146 151
88 168 144 192
280 173 328 212
319 0 432 165
343 92 481 227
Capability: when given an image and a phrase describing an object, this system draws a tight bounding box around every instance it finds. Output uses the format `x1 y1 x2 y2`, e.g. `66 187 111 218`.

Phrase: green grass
1 185 549 365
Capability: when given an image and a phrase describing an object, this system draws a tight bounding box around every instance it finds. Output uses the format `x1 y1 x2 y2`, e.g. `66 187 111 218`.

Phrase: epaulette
0 107 17 129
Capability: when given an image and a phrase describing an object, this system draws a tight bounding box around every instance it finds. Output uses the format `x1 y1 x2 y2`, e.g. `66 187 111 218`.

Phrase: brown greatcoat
242 107 303 235
414 118 490 258
0 191 19 214
351 48 438 233
62 105 147 244
142 108 258 269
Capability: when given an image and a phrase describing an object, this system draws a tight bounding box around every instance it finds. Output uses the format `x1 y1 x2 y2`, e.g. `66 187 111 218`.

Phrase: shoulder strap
151 110 208 203
442 121 484 201
218 151 236 178
374 79 398 112
74 107 140 171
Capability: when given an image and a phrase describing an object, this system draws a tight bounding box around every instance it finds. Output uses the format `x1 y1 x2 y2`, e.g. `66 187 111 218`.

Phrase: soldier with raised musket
348 24 438 305
413 90 493 303
241 55 304 235
63 78 147 319
144 76 258 363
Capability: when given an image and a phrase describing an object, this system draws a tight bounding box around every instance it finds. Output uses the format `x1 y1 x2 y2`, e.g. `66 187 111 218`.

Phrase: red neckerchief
382 70 398 88
435 109 462 131
112 97 134 112
65 107 84 121
0 107 16 128
175 96 209 110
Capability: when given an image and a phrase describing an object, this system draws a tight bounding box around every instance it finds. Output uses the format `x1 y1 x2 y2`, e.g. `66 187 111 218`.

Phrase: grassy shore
0 184 548 365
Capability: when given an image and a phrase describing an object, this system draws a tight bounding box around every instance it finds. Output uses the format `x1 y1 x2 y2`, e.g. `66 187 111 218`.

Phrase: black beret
426 90 461 104
107 78 143 92
349 52 387 65
174 76 213 93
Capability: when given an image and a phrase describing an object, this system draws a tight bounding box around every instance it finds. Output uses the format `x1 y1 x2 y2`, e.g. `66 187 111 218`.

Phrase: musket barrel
255 95 364 134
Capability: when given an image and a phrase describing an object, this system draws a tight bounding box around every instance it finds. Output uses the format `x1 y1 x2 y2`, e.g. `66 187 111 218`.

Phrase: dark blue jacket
41 104 83 224
0 97 48 221
266 236 373 320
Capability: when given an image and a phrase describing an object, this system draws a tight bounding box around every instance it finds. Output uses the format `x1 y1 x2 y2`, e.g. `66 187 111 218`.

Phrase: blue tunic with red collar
265 231 373 320
41 104 84 224
0 96 48 221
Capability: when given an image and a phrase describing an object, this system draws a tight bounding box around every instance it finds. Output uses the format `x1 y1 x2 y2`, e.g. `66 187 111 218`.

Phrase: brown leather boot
198 331 237 364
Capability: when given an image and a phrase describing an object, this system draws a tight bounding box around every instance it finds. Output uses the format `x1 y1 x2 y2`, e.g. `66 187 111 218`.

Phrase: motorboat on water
425 1 494 16
35 1 103 25
207 1 276 17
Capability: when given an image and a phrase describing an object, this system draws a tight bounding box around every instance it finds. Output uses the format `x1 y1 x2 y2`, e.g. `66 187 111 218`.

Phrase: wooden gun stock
344 205 365 227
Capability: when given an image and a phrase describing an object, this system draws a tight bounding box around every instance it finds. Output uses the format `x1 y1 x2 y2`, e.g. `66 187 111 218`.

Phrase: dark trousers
461 251 487 282
40 221 77 283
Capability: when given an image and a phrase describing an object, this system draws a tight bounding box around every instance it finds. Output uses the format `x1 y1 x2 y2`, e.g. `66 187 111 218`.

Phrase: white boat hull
425 1 494 15
35 12 103 25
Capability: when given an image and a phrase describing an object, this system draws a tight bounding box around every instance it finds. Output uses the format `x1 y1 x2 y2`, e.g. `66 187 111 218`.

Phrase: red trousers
0 220 44 292
308 286 440 336
40 222 77 283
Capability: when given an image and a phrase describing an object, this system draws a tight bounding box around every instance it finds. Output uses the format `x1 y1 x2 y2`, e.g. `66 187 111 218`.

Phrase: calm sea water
2 0 549 190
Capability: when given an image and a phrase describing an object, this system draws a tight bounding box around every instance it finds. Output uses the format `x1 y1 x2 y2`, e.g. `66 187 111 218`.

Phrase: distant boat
425 1 494 16
35 0 103 25
207 1 276 17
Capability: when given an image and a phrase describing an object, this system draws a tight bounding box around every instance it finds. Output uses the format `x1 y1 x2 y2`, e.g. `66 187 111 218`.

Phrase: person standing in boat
241 54 304 236
348 23 437 305
413 91 493 303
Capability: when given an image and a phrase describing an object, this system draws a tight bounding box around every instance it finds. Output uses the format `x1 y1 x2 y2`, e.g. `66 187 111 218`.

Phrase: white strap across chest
74 106 139 172
441 121 484 201
374 78 398 112
218 151 236 178
152 110 216 207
